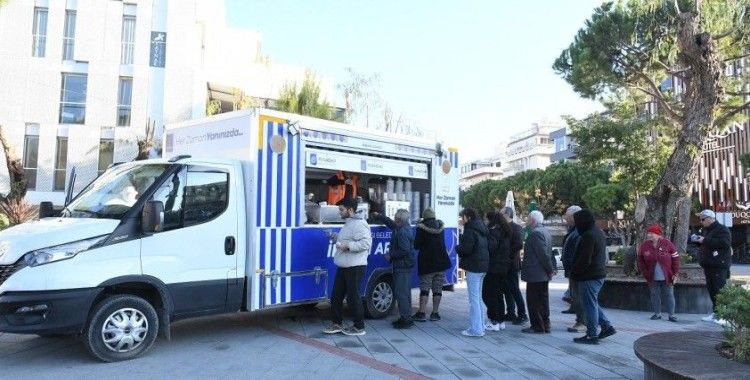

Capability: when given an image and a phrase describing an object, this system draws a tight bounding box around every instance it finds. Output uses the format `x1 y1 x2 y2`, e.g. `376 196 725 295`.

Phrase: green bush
716 285 750 363
612 248 628 265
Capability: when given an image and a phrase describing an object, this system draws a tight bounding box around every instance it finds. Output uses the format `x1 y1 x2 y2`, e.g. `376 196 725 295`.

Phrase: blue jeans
466 271 486 335
393 269 413 320
577 278 611 337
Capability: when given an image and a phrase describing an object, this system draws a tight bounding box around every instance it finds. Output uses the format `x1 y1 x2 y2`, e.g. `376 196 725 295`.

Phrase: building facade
501 121 561 177
0 0 339 205
459 155 503 190
550 126 577 163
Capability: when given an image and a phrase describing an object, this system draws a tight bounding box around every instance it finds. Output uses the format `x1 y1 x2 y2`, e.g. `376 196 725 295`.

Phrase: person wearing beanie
571 209 616 344
412 208 452 322
637 224 680 322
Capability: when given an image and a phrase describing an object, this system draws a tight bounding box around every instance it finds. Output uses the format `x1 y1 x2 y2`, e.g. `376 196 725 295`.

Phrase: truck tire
83 294 159 362
363 275 394 319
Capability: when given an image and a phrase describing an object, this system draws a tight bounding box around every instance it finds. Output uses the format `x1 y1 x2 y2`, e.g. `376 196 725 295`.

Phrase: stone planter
601 264 712 314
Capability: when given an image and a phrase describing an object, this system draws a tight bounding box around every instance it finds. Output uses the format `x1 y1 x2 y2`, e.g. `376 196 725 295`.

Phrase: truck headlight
23 236 107 267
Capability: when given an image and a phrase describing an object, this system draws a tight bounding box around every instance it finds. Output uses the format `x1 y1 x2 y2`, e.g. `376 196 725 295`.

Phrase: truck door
141 164 239 317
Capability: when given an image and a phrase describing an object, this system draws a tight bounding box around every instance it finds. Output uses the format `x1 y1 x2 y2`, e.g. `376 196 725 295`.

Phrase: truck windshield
62 164 170 219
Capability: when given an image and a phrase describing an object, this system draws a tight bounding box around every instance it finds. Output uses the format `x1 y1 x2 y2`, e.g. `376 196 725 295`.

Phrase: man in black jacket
412 208 451 322
694 209 732 324
561 205 585 333
456 208 490 337
373 209 416 329
571 209 616 344
500 207 528 325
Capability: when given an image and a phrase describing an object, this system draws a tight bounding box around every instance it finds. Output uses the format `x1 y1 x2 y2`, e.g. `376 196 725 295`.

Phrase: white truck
0 109 461 362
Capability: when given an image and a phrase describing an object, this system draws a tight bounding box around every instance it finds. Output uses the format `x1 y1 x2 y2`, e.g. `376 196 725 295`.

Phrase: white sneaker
485 322 501 331
714 318 728 326
701 313 715 322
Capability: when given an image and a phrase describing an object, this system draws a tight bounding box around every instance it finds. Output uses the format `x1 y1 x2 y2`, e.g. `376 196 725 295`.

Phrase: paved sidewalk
0 274 724 379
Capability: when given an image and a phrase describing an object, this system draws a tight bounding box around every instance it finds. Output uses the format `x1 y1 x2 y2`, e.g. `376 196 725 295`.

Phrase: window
117 78 132 126
150 166 229 231
121 15 136 64
62 10 76 60
98 139 114 176
23 135 39 190
555 136 567 152
60 73 87 124
54 137 68 191
32 7 48 57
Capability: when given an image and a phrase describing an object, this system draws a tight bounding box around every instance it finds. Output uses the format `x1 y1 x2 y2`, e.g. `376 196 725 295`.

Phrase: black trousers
704 267 729 313
331 265 366 329
482 272 506 323
504 269 527 317
526 281 550 331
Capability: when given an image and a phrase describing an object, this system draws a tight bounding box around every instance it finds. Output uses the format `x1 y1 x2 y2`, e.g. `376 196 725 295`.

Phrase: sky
225 1 605 162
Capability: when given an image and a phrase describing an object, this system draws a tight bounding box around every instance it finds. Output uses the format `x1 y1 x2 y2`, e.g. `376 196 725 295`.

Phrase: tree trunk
674 196 692 254
641 13 723 246
0 125 27 201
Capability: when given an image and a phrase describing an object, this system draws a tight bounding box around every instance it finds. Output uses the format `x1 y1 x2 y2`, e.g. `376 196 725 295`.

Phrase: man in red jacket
637 224 680 322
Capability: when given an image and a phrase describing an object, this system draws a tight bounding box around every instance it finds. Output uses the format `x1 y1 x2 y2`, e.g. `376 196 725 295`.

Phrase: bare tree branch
724 52 750 62
674 0 681 14
713 6 746 40
715 100 750 126
655 60 690 77
633 71 684 123
726 91 750 96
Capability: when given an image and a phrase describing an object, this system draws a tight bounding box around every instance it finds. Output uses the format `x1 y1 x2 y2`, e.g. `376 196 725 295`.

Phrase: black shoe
573 335 599 345
598 325 616 340
393 319 414 329
429 312 441 321
391 318 404 326
668 316 678 323
512 315 528 325
650 314 662 320
562 296 572 304
521 327 544 334
561 308 575 314
412 312 427 322
503 313 517 322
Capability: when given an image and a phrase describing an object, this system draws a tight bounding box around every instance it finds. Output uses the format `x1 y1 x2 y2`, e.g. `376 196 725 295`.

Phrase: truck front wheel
84 295 159 362
363 275 394 319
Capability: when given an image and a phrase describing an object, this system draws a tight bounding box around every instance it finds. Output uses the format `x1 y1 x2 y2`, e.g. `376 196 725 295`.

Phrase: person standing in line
483 211 512 332
372 209 416 329
520 210 554 334
500 207 528 325
571 209 616 344
561 205 586 333
456 208 490 337
323 198 372 336
412 208 452 322
693 209 732 325
637 224 680 322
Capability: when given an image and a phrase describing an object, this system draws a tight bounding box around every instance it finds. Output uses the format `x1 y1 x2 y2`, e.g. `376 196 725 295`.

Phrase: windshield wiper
72 209 103 218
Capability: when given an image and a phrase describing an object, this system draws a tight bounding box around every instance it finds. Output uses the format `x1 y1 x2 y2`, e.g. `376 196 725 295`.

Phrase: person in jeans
520 211 554 334
500 207 528 325
456 208 490 337
373 209 416 329
561 205 586 333
412 208 452 322
571 209 616 344
637 224 680 322
482 211 511 332
694 209 732 325
323 198 372 336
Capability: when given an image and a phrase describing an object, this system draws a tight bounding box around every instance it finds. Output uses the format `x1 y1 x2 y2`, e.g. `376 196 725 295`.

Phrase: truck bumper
0 288 101 335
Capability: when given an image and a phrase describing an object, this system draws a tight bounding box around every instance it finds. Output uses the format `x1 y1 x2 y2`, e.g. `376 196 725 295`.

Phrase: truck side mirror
39 202 55 218
142 201 164 233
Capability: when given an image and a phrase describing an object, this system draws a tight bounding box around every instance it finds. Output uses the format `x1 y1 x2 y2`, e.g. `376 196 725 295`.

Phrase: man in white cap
693 209 732 324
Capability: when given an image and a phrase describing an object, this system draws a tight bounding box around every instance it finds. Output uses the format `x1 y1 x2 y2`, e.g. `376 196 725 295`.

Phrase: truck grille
0 260 25 287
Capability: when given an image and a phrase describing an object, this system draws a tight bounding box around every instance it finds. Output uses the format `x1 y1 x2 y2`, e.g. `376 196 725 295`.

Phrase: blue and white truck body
0 108 460 361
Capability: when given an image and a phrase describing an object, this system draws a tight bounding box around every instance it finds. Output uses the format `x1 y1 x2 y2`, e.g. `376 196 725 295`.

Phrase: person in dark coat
520 211 554 334
693 209 732 324
571 209 616 344
456 208 489 337
482 211 511 331
500 207 528 325
561 205 586 333
372 209 416 329
412 208 451 322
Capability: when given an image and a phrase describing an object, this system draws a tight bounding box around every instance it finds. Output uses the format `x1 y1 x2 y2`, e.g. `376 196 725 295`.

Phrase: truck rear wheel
84 294 159 362
364 275 394 319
